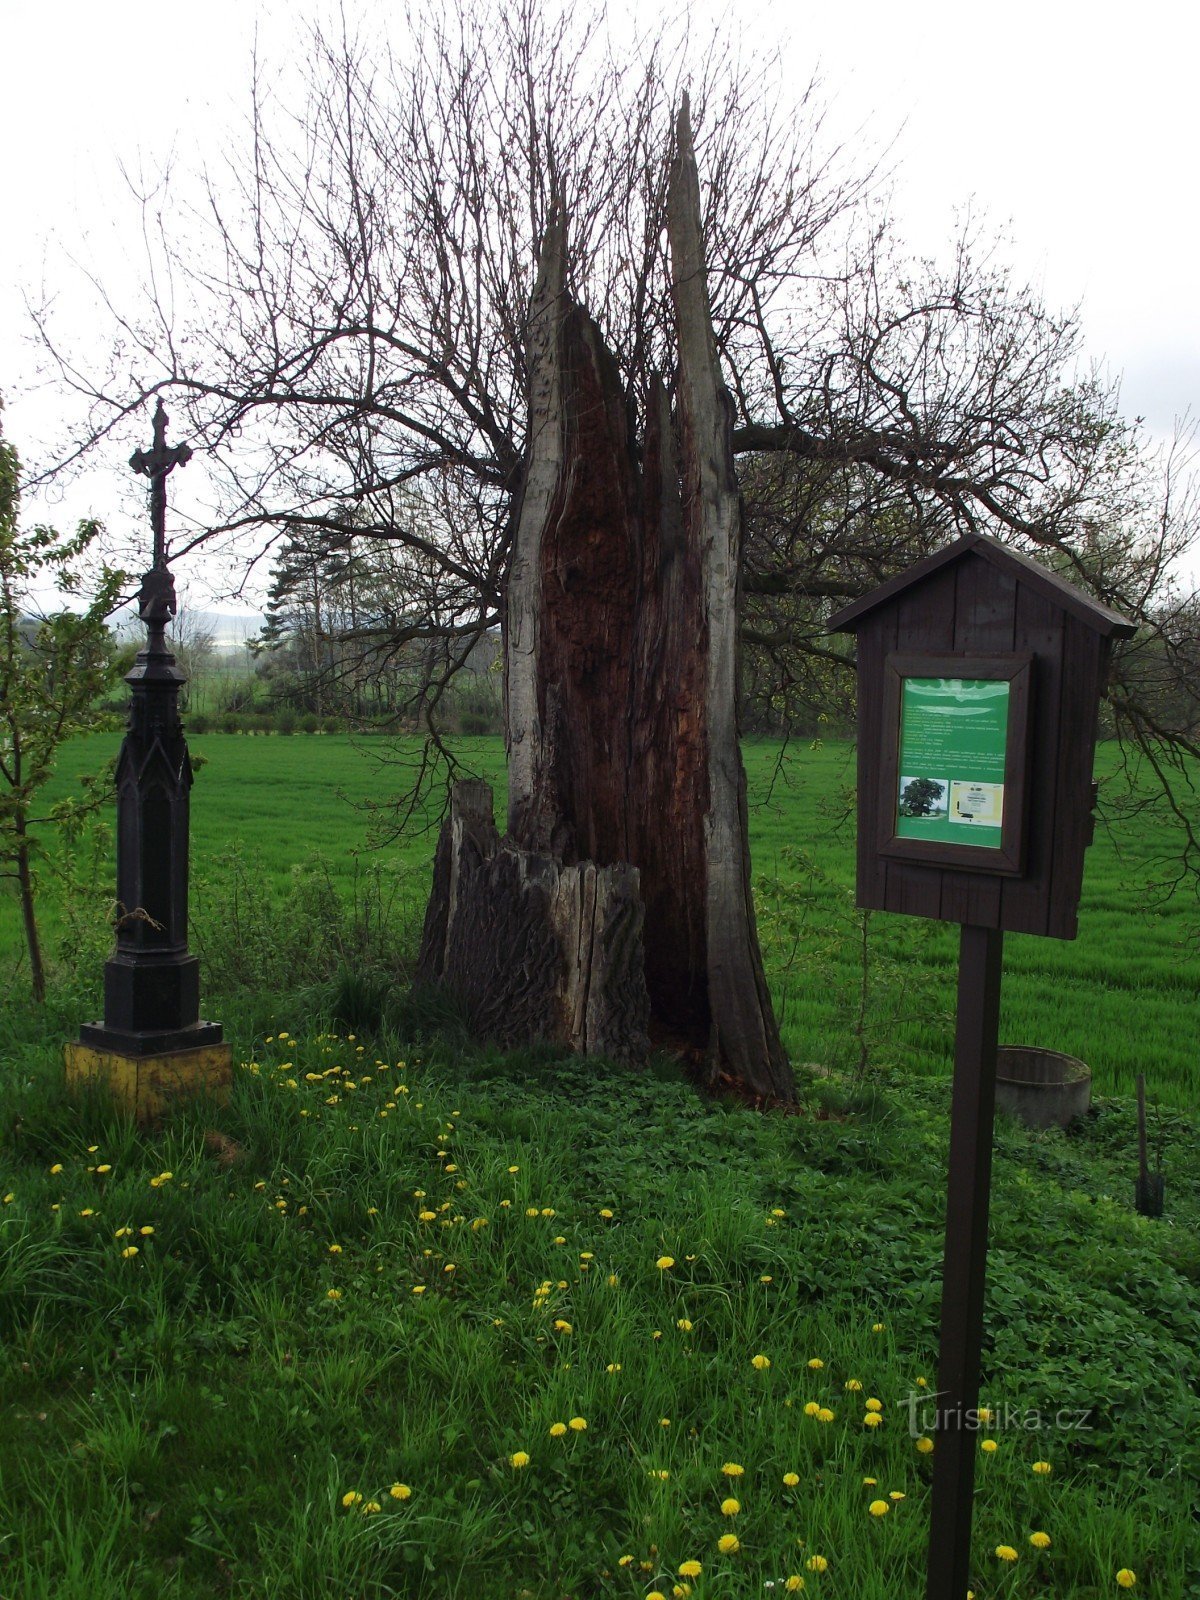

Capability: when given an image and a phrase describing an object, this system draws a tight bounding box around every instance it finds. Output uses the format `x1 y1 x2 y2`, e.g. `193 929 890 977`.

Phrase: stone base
64 1038 233 1125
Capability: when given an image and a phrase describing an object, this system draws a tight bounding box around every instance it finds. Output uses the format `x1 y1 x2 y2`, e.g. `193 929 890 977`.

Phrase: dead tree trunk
417 110 795 1103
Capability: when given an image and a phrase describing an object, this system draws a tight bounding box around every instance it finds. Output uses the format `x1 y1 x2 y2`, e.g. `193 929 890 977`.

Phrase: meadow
0 734 1197 1598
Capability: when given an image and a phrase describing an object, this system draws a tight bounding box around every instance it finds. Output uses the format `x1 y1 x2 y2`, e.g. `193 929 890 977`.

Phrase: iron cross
130 399 192 567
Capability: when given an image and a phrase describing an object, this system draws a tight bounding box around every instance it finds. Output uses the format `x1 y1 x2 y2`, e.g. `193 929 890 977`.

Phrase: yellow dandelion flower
807 1358 824 1370
1030 1532 1051 1549
722 1462 745 1477
862 1476 877 1486
525 1206 540 1218
782 1472 800 1487
817 1407 835 1424
785 1579 805 1593
656 1255 675 1270
79 1208 95 1217
660 1417 671 1427
803 1401 821 1417
678 1560 702 1578
677 1317 693 1332
648 1468 669 1480
341 1491 362 1508
549 1422 567 1437
865 1397 882 1412
606 1362 621 1373
115 1227 132 1239
863 1413 882 1429
1116 1571 1137 1589
721 1497 740 1515
509 1451 530 1469
977 1408 992 1424
389 1483 412 1500
328 1243 342 1254
49 1163 64 1175
995 1546 1018 1563
599 1207 613 1218
618 1555 634 1568
96 1164 112 1174
140 1225 154 1236
411 1284 425 1295
760 1274 773 1284
869 1500 889 1517
1032 1460 1052 1475
717 1533 740 1554
915 1436 934 1454
362 1500 381 1515
871 1321 885 1333
844 1378 862 1392
326 1288 343 1300
806 1555 829 1573
607 1273 619 1287
507 1165 520 1173
980 1438 998 1453
889 1491 905 1502
121 1245 139 1259
568 1416 587 1432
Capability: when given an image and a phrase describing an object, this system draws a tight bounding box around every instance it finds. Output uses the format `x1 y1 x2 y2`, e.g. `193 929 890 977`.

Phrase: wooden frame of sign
878 652 1034 875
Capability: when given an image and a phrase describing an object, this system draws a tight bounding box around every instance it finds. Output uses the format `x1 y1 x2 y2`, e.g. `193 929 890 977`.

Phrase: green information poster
895 678 1010 848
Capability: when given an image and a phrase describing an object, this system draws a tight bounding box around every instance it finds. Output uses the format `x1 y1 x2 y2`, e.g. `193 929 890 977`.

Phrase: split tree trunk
417 104 794 1103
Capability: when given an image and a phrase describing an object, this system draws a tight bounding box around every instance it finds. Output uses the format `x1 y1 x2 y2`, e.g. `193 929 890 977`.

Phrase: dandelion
722 1462 745 1478
869 1500 889 1517
508 1165 520 1173
677 1317 693 1332
995 1546 1018 1563
115 1226 133 1239
648 1469 670 1480
865 1398 882 1412
1116 1571 1137 1589
618 1555 634 1568
980 1438 998 1454
49 1163 63 1175
720 1498 740 1516
121 1245 139 1259
526 1207 540 1217
1032 1460 1052 1475
806 1555 829 1573
660 1417 671 1427
553 1320 572 1333
607 1273 619 1287
807 1358 824 1370
871 1322 885 1333
3 1193 15 1204
606 1362 622 1373
326 1288 343 1301
328 1243 342 1254
599 1207 614 1218
418 1210 437 1222
862 1477 877 1486
785 1579 805 1593
844 1378 862 1392
443 1262 456 1274
889 1492 905 1502
752 1354 771 1371
362 1501 381 1515
863 1413 882 1429
977 1408 992 1424
549 1423 567 1438
678 1560 702 1579
389 1483 412 1500
656 1255 675 1270
717 1533 740 1555
139 1225 154 1236
1030 1532 1051 1549
341 1491 362 1508
915 1376 928 1389
79 1208 95 1217
568 1416 587 1432
760 1274 773 1284
803 1402 821 1417
782 1472 800 1488
915 1436 934 1454
411 1285 426 1295
509 1451 530 1469
771 1207 786 1218
816 1408 835 1424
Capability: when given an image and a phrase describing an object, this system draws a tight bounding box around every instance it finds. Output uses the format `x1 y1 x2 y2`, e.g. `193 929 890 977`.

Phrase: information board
878 652 1032 875
895 678 1010 849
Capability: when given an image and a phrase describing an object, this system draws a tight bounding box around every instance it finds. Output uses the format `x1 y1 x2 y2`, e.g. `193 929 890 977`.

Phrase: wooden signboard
829 533 1134 1600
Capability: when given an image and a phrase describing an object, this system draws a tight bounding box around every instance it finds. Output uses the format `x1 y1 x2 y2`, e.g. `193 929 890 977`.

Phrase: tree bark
419 117 795 1103
15 820 46 1004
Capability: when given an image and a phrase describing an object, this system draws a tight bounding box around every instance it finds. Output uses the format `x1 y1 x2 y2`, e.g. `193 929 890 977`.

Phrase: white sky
1 0 1197 610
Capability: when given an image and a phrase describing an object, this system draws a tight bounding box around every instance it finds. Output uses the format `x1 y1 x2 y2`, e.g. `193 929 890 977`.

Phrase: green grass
1 1029 1196 1598
3 733 1197 1107
1 733 1198 1595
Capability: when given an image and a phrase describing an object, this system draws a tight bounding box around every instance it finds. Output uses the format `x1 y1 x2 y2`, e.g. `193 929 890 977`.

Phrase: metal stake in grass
1134 1073 1165 1218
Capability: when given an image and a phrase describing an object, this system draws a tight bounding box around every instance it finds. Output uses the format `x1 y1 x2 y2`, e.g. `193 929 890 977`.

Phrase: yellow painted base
65 1040 233 1124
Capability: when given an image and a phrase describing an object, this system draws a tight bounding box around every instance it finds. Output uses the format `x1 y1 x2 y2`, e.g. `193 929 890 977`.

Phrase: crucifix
129 399 192 648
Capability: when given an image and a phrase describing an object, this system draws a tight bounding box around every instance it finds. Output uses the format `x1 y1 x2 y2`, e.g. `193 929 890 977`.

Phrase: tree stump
418 103 795 1103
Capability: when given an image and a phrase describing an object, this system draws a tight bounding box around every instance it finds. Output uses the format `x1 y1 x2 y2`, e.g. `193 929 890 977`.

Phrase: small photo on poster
898 775 949 819
949 781 1004 827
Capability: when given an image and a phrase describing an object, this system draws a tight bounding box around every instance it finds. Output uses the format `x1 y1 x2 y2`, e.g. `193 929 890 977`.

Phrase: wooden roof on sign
826 531 1137 639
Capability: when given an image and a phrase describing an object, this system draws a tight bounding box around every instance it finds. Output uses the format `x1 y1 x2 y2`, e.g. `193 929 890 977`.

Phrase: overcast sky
1 0 1196 609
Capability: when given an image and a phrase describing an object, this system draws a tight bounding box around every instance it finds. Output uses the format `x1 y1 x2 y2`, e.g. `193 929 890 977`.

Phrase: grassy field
3 733 1196 1109
1 733 1198 1597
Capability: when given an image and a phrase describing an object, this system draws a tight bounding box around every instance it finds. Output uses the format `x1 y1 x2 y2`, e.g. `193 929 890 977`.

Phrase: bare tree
26 2 1200 1078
